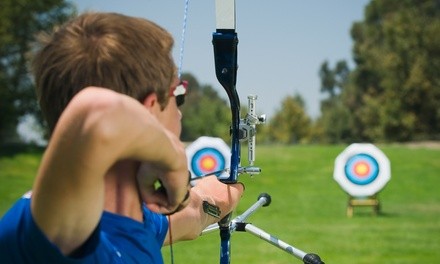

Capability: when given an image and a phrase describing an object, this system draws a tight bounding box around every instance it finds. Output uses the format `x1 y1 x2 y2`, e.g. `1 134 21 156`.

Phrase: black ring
183 189 190 202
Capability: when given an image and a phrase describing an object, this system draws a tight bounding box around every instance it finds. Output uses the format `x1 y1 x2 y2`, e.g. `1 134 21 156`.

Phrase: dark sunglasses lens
176 95 185 107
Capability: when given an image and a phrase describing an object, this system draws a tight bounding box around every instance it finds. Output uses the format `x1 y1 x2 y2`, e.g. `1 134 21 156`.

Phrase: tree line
317 0 440 143
1 0 439 145
0 0 76 144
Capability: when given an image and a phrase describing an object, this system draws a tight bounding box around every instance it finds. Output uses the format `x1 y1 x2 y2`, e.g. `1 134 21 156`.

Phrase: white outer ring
334 143 391 196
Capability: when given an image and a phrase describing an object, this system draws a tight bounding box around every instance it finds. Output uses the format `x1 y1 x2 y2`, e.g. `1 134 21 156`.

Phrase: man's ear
142 93 159 110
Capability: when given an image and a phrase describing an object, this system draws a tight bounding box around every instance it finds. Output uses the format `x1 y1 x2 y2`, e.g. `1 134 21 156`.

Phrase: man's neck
104 160 143 222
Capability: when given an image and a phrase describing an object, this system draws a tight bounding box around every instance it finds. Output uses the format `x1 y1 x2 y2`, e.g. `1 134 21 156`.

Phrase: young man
0 12 244 263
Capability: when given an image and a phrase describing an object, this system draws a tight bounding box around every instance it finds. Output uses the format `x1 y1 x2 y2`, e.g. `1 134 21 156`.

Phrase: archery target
334 143 390 196
186 136 231 182
192 148 225 176
344 154 379 185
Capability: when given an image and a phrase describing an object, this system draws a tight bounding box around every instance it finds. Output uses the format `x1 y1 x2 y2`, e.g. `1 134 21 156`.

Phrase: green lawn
1 144 439 263
0 144 43 213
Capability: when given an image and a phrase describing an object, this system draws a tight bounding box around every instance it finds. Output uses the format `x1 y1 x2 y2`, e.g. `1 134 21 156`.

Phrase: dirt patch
401 141 440 149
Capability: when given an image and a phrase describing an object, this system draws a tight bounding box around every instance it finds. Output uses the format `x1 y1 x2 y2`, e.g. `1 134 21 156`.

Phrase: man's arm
31 87 189 255
163 176 244 245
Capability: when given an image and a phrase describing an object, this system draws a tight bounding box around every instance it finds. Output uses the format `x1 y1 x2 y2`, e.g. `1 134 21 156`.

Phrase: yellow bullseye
201 156 216 171
354 162 370 177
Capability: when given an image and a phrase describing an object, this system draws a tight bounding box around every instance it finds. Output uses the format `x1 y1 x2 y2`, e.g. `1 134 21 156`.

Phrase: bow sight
239 95 266 167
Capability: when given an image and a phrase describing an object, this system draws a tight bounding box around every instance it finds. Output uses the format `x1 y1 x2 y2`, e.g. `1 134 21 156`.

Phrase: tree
348 0 440 141
318 60 352 143
317 0 440 142
179 73 231 142
267 94 311 144
316 101 354 143
0 0 75 144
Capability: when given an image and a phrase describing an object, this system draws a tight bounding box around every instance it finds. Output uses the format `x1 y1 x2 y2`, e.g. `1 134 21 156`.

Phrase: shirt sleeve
0 197 103 263
142 205 169 245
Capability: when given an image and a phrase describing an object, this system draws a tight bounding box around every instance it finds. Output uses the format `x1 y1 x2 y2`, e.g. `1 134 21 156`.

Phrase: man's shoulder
0 194 125 263
0 192 32 222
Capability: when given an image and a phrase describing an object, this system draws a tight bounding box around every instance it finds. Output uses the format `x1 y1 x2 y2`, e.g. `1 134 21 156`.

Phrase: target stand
346 195 380 218
334 143 391 218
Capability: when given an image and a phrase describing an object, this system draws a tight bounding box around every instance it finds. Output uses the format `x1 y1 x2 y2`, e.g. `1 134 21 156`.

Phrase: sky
71 0 370 119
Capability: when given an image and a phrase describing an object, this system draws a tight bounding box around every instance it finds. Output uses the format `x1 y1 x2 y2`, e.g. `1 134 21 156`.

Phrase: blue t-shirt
0 193 168 263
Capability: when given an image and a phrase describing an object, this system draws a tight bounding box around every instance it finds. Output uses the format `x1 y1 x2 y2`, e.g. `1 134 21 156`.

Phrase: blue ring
344 153 379 185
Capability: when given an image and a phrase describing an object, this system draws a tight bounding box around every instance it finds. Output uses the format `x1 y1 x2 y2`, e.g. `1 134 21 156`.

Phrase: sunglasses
169 80 188 107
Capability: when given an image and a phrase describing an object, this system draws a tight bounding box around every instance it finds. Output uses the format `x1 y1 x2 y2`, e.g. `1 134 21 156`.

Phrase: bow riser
212 30 240 183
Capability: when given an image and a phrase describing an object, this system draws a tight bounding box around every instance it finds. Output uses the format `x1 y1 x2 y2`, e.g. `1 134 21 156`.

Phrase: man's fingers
230 182 245 194
143 185 191 215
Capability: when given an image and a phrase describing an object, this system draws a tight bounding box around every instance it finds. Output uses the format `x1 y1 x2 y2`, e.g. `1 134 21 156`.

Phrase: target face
191 147 226 177
334 144 391 196
344 154 379 185
186 136 231 183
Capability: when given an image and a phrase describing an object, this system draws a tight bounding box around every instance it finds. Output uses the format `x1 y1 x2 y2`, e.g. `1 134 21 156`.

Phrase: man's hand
137 131 190 215
163 176 245 244
191 176 244 220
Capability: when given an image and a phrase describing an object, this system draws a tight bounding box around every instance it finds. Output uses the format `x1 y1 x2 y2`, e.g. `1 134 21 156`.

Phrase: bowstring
169 1 190 264
168 215 174 264
178 0 190 79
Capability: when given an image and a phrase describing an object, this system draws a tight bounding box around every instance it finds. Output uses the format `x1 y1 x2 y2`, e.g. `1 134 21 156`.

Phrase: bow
212 0 240 264
212 0 240 185
210 2 324 264
212 1 239 263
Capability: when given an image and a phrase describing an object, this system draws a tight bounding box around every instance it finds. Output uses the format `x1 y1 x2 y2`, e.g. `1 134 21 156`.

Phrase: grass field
1 143 439 263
